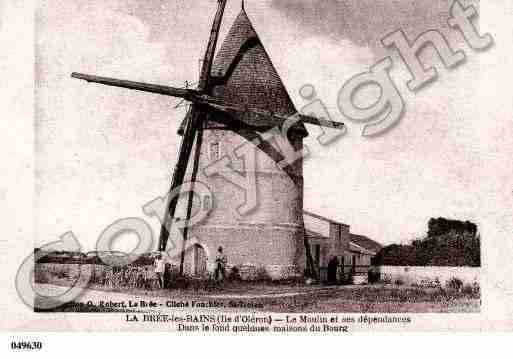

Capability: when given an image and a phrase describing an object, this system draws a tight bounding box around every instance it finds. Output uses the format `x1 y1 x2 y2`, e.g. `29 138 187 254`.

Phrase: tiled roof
305 229 382 255
350 234 383 254
211 9 258 77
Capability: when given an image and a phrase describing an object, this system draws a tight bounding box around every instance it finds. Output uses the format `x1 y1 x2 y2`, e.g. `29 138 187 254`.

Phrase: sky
35 0 485 250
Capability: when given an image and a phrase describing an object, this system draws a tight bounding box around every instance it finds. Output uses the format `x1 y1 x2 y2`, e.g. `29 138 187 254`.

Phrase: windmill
71 0 344 279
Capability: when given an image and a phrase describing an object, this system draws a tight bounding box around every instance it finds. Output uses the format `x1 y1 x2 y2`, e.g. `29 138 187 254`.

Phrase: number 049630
10 341 42 350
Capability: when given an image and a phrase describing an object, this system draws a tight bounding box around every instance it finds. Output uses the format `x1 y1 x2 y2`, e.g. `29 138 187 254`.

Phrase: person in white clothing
154 253 166 289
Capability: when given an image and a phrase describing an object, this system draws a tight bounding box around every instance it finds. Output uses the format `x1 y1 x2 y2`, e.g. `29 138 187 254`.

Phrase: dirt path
34 283 326 313
37 283 164 306
34 283 480 314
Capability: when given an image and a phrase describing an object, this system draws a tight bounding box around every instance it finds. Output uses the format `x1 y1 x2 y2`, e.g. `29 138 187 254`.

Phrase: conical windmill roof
180 9 307 135
211 9 260 78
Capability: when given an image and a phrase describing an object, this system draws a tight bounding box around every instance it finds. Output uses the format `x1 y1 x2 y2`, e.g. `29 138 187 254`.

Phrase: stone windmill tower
72 1 343 279
180 7 309 279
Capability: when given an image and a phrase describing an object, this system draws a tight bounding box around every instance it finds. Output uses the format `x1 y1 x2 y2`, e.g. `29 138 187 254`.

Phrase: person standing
327 256 339 285
154 253 166 289
214 246 227 283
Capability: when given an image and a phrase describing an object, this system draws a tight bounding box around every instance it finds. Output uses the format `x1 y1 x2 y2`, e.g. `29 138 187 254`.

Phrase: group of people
153 246 228 289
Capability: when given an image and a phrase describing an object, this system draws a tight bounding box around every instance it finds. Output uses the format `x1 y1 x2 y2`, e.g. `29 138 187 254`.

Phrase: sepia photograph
31 0 485 319
4 0 513 344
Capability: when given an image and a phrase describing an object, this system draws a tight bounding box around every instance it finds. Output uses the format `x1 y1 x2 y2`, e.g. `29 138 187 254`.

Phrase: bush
446 277 464 292
255 267 273 283
394 278 405 286
368 267 380 284
434 278 441 288
374 219 480 267
228 266 242 282
414 277 442 289
462 284 473 295
462 281 480 297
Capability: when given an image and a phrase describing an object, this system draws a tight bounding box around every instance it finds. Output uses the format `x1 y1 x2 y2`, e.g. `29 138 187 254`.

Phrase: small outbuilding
304 211 382 283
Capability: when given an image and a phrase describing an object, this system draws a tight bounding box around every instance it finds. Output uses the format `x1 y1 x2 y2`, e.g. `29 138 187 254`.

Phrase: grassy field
287 286 480 313
34 263 480 313
34 282 480 313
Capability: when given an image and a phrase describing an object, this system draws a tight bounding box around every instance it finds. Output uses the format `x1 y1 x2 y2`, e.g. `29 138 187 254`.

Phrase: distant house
304 211 382 282
349 234 383 266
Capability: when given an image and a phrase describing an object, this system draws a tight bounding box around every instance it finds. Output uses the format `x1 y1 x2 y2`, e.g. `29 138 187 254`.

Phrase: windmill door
193 244 207 276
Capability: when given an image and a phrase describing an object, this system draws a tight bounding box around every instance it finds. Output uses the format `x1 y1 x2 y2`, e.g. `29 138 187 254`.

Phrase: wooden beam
71 73 345 131
198 0 227 90
71 73 197 99
159 0 227 254
179 120 205 275
158 108 203 252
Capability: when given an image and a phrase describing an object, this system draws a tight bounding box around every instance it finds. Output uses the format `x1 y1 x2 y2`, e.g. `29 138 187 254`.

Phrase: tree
374 218 480 267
